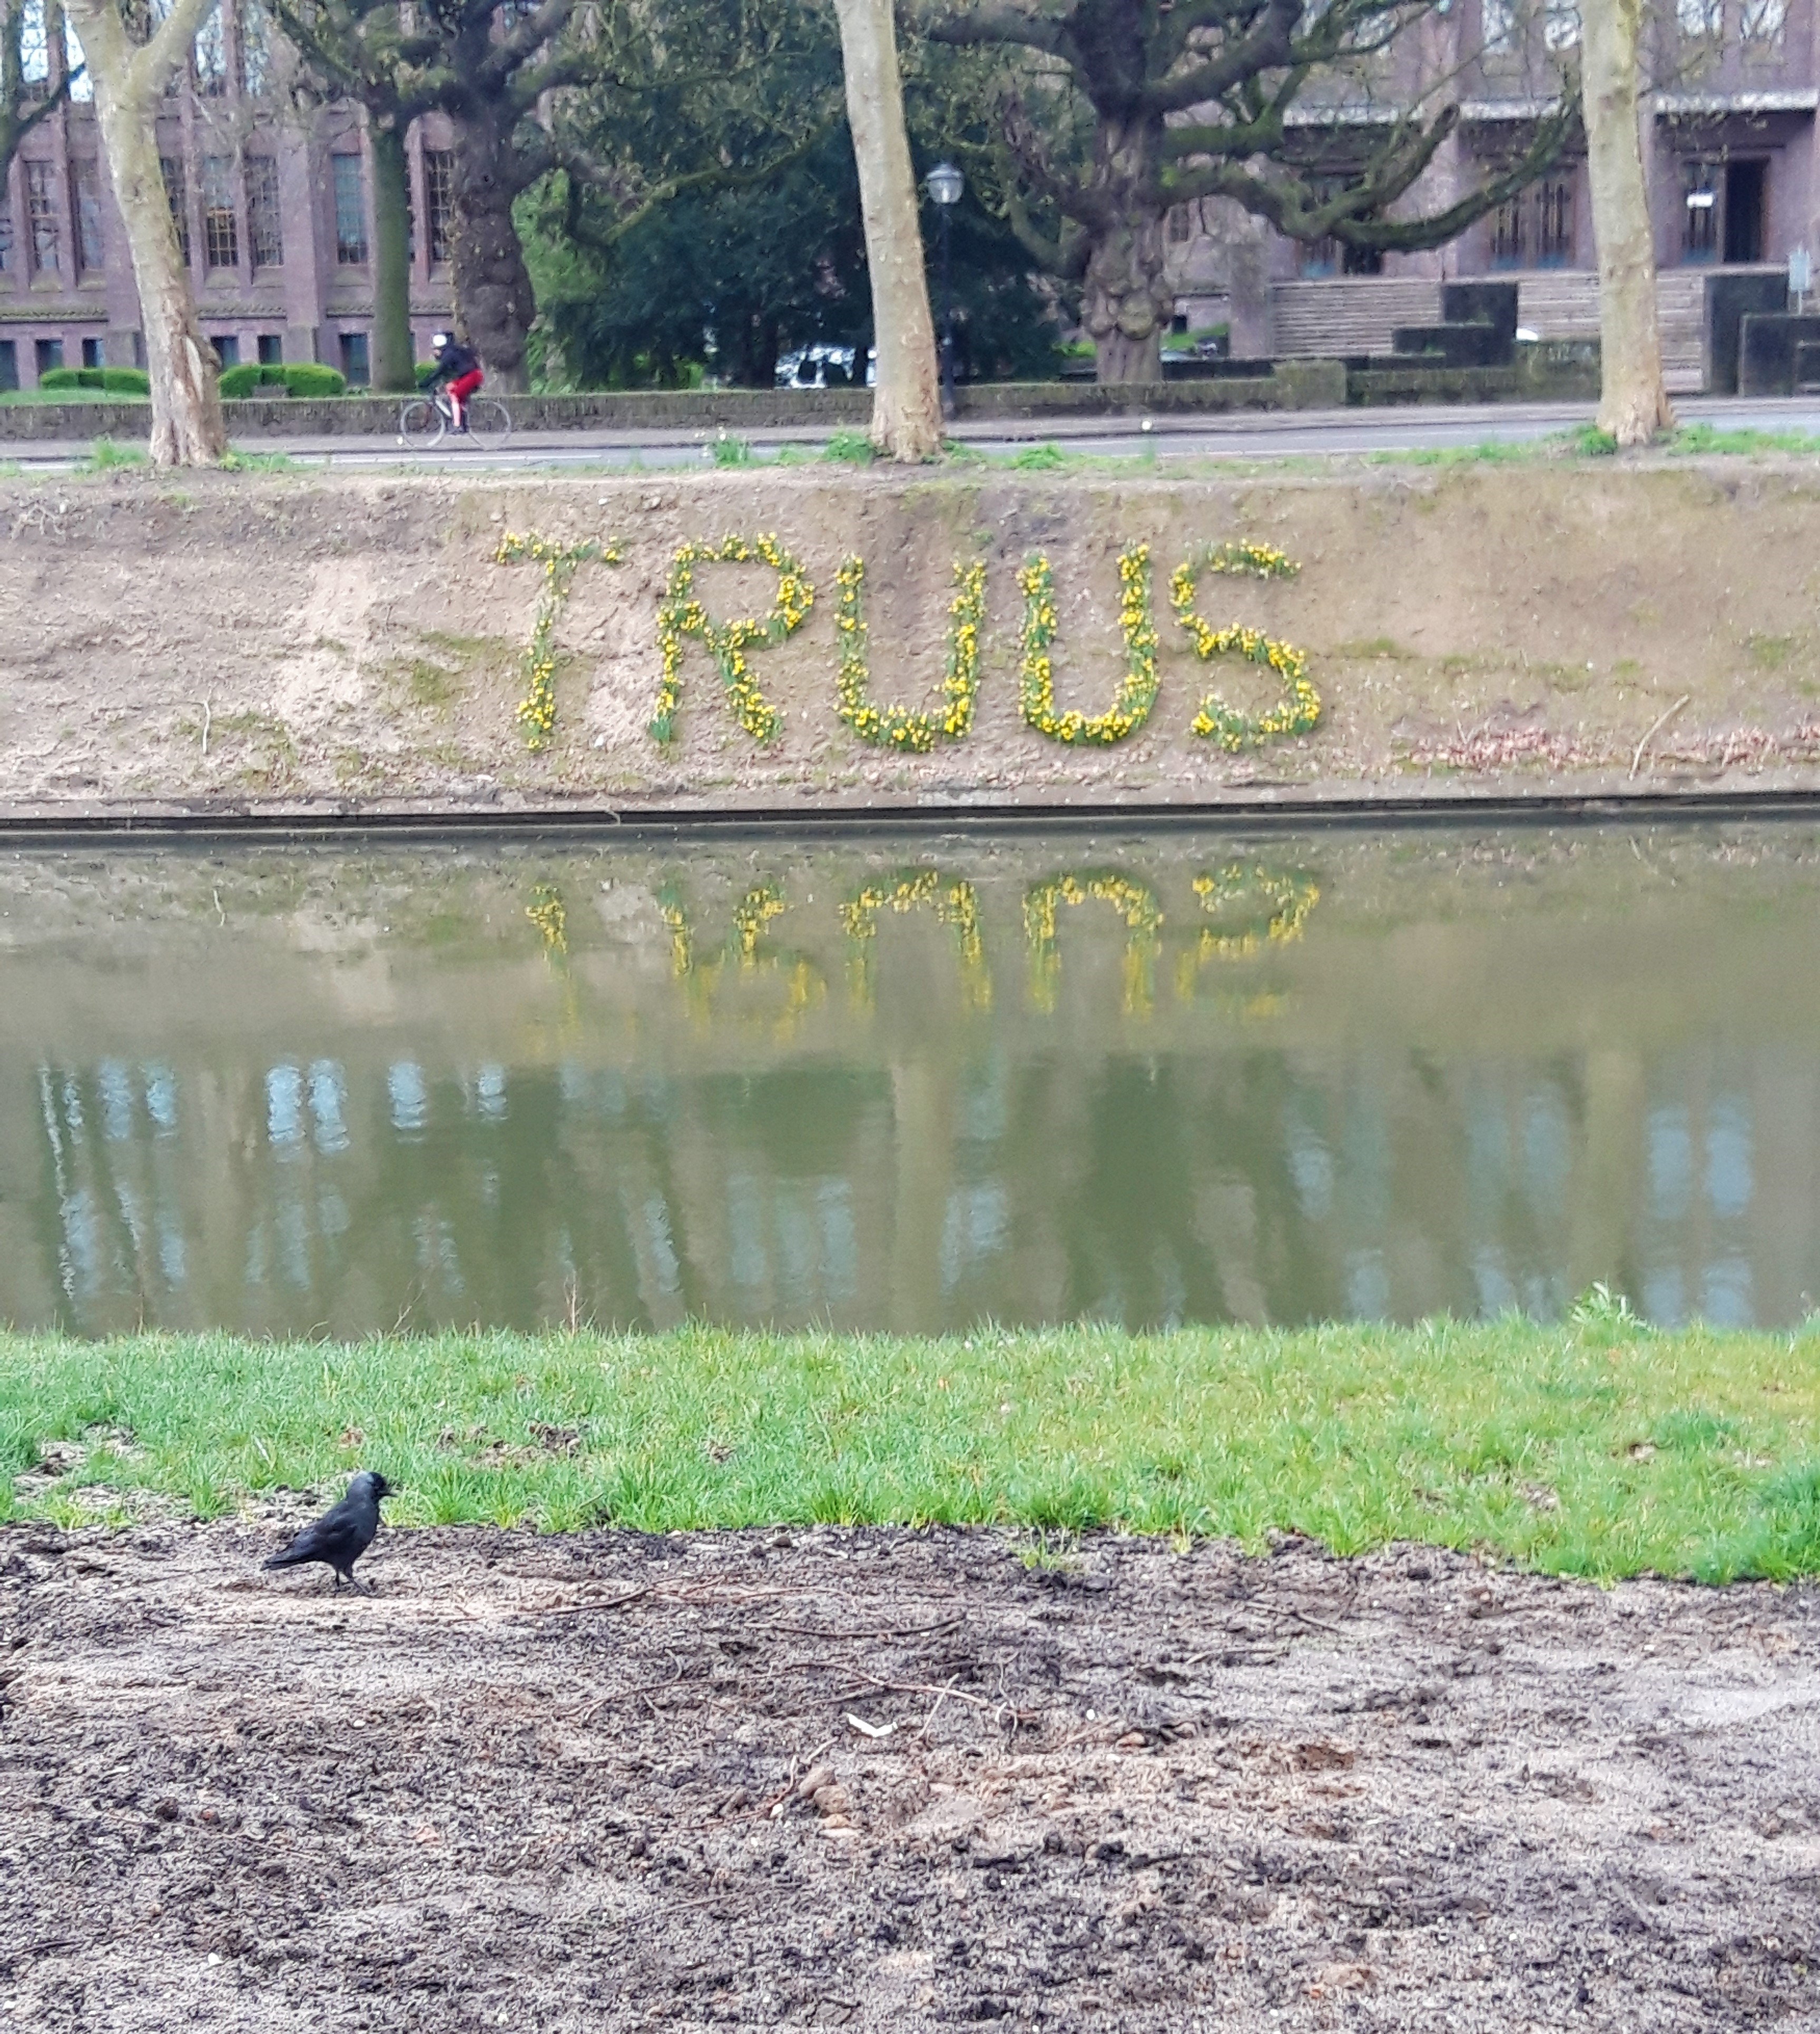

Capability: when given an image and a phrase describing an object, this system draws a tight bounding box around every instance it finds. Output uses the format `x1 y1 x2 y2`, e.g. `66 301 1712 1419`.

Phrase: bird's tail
262 1547 311 1570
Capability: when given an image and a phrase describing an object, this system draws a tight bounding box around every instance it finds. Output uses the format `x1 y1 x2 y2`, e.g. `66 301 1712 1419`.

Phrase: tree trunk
68 0 225 466
449 106 537 391
1583 0 1674 444
830 0 942 460
1081 115 1174 385
369 119 415 394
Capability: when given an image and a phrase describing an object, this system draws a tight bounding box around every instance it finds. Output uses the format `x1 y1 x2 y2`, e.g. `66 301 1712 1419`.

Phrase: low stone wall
0 353 1583 444
1347 340 1601 408
2 460 1818 822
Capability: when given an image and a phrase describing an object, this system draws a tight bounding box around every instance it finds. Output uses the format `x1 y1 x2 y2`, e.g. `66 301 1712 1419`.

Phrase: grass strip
2 1316 1817 1579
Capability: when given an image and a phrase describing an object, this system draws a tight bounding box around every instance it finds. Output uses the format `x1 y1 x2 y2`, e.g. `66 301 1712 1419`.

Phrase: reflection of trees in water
17 844 1814 1336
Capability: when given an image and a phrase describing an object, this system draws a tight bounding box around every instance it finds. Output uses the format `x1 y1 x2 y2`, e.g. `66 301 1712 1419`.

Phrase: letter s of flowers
835 556 986 752
1017 545 1160 745
494 532 622 753
648 533 814 745
1169 540 1320 752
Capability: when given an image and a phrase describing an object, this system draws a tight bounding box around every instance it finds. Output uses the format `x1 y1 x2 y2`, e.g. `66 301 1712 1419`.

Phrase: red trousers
447 369 484 421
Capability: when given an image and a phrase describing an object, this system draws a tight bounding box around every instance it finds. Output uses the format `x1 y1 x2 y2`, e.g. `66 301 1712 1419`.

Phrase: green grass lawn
3 1311 1817 1579
0 388 148 406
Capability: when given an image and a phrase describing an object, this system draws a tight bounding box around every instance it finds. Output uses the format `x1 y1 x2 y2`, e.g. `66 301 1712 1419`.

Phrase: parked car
774 344 873 388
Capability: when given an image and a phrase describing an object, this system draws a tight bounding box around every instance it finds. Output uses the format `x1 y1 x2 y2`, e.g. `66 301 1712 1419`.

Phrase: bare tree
64 0 227 462
831 0 942 457
1583 0 1671 443
927 0 1577 382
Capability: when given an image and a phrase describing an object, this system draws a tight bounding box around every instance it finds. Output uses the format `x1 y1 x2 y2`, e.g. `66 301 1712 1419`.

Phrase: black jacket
429 341 480 386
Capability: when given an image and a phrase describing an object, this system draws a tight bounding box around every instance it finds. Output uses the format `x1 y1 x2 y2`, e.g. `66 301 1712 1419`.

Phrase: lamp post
925 160 963 419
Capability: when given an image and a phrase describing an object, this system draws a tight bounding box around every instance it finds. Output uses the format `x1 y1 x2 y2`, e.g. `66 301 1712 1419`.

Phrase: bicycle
397 386 513 452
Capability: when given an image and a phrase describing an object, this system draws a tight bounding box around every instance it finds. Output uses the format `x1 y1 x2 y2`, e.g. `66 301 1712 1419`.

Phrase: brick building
1164 0 1816 386
0 0 454 391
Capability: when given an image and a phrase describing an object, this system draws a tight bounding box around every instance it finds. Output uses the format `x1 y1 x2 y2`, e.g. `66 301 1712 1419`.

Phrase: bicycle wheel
398 397 446 451
461 397 513 452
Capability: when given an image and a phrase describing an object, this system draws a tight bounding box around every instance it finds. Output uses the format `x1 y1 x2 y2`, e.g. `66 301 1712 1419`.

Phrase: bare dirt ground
8 463 1820 818
2 1519 1817 2032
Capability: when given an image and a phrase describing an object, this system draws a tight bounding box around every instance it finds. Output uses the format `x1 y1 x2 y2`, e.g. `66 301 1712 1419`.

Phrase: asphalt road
8 393 1820 471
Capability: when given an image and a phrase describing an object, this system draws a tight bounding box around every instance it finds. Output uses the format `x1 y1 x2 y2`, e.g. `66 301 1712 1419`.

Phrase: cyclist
427 331 483 433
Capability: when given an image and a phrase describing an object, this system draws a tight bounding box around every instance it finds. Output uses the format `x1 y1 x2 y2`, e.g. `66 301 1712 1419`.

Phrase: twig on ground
1630 694 1690 778
521 1588 650 1617
761 1615 965 1642
1283 1605 1349 1636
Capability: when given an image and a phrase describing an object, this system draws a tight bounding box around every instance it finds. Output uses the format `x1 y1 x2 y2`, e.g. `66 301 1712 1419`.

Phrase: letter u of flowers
1168 541 1320 751
648 533 814 745
1017 546 1160 745
835 556 987 751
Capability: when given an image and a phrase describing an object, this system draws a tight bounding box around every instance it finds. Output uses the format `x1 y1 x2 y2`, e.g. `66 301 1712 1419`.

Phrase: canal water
2 822 1815 1337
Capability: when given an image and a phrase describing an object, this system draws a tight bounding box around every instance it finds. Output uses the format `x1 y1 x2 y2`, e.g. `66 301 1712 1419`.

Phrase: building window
71 158 104 275
1479 0 1518 52
161 156 192 265
240 0 272 93
1490 192 1526 266
194 3 228 95
0 340 15 391
35 336 61 377
247 154 282 269
18 0 49 93
1536 176 1573 264
1683 162 1719 262
202 156 239 269
258 332 282 364
332 154 367 265
1541 0 1579 47
339 330 369 385
82 336 102 368
0 210 11 273
424 147 455 265
1677 0 1721 37
63 16 91 100
212 333 239 367
1740 0 1787 41
24 159 59 273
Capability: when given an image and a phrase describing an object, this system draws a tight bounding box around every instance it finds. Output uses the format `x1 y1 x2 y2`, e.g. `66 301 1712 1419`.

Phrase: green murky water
3 822 1816 1335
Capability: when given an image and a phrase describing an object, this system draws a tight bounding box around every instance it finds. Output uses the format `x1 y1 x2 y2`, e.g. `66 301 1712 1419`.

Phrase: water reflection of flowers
526 881 568 955
652 882 825 1041
1024 873 1164 1014
1188 864 1322 965
840 871 990 1010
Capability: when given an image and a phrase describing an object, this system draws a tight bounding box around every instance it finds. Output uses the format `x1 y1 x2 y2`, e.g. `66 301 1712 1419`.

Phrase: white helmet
432 331 452 350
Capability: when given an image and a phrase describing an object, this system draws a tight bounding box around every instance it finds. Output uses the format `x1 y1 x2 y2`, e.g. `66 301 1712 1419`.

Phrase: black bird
262 1470 393 1592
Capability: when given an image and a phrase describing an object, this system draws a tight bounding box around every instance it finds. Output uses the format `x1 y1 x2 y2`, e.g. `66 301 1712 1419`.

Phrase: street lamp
925 160 963 418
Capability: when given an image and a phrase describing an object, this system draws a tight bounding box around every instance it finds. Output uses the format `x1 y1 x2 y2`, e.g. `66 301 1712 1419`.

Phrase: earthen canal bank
3 461 1817 823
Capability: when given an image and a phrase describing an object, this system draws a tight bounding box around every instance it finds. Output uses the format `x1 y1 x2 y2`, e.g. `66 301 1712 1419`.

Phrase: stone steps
1268 266 1756 391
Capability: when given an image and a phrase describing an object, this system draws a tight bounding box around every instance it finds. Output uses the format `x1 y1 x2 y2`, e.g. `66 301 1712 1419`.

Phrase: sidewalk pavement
5 394 1819 468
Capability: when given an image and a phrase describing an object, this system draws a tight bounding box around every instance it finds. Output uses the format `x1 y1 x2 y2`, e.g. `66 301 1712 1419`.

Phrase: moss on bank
3 1316 1818 1581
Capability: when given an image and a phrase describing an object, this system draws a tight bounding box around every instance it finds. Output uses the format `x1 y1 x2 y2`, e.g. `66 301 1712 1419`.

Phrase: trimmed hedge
218 362 348 400
38 366 151 395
